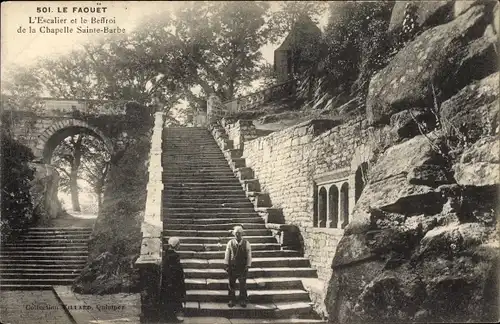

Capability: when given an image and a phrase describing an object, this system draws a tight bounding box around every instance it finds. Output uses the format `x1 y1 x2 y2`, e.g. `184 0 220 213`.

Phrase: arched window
340 182 349 228
355 162 369 202
328 186 339 228
318 187 327 228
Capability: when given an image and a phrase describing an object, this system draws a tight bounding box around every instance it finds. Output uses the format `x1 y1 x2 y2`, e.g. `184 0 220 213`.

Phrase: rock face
367 4 494 125
28 163 62 223
440 72 499 142
388 1 454 34
325 133 499 323
453 136 500 186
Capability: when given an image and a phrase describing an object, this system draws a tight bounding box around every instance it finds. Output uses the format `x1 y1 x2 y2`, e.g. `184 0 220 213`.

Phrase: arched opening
340 182 349 229
328 185 339 228
355 162 369 202
40 125 112 227
318 187 327 228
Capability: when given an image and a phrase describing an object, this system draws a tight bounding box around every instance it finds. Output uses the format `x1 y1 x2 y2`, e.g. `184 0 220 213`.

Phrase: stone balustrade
135 111 164 321
217 79 297 117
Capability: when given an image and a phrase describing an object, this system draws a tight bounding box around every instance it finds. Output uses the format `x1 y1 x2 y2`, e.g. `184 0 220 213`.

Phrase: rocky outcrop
388 1 454 35
453 136 500 186
440 72 499 143
326 132 499 323
28 163 62 223
367 4 495 125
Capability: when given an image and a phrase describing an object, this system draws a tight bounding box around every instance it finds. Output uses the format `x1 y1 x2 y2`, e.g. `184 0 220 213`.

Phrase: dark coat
161 248 186 304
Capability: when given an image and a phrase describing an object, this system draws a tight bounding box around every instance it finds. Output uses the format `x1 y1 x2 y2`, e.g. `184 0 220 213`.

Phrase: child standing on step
224 225 252 307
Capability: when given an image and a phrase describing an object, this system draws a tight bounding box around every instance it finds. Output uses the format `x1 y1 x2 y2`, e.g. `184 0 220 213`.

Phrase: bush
1 130 35 241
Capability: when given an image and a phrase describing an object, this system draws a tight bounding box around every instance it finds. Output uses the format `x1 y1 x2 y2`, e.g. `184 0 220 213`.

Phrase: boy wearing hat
224 225 252 307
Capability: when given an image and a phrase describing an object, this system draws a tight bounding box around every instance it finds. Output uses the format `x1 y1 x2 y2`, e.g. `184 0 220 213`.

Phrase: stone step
12 234 91 239
166 223 267 231
0 284 54 290
0 250 88 256
164 180 241 185
164 214 259 220
180 257 311 269
164 229 270 237
185 277 305 290
2 244 88 250
177 250 301 260
0 278 76 286
1 242 88 248
184 268 317 279
184 301 313 318
162 170 233 176
165 202 254 209
0 263 85 270
185 289 310 303
22 227 93 232
4 239 89 245
173 243 280 252
162 163 230 170
0 258 87 264
165 189 246 195
163 155 225 159
163 176 239 181
162 236 277 244
164 217 264 225
164 197 251 204
163 169 234 174
164 181 242 187
0 268 83 274
0 272 80 279
165 207 255 213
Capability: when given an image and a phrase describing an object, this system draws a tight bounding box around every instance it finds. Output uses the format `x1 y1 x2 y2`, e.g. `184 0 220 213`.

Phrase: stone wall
240 118 371 287
221 119 258 150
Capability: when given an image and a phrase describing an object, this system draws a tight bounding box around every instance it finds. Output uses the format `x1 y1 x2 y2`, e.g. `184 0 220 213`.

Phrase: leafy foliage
141 1 272 109
319 1 394 99
1 130 35 241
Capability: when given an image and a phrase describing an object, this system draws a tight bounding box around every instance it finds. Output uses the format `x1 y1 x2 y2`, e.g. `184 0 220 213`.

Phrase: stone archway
33 119 114 163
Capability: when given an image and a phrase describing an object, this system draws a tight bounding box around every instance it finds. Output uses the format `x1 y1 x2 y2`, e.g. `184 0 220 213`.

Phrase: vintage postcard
1 1 499 324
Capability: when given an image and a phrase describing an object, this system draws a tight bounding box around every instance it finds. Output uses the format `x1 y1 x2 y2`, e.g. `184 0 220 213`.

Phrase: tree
319 1 394 98
1 129 35 240
138 1 272 111
266 1 328 43
51 134 110 213
1 65 45 139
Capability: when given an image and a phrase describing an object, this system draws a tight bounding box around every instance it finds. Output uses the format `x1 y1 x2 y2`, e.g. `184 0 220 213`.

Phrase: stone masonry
217 117 374 311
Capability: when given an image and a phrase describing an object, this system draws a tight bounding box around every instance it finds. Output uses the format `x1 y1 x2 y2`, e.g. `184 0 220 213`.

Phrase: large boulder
440 72 499 143
348 134 452 233
326 188 499 323
453 136 500 186
367 4 494 125
325 128 499 322
388 1 454 35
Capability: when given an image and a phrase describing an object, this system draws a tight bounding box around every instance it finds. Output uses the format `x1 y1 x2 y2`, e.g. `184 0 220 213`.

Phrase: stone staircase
0 227 92 290
162 127 321 320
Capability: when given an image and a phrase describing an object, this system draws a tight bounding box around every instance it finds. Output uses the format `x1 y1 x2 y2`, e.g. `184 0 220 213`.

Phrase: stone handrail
221 79 296 114
135 111 164 319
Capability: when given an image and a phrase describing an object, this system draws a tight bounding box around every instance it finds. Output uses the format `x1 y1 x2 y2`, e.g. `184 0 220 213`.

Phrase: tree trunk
70 169 81 212
97 192 102 214
70 135 84 212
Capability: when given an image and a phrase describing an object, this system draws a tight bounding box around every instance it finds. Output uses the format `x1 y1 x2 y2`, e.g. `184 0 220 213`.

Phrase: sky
2 1 329 72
